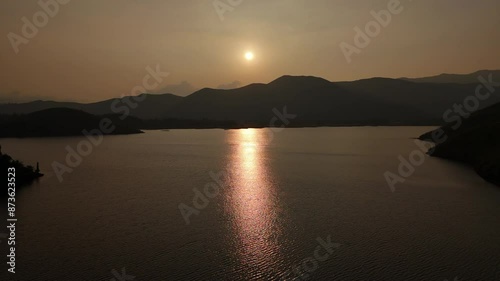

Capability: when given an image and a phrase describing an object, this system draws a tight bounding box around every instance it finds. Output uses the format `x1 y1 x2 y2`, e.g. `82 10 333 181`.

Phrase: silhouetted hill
0 94 183 120
0 108 143 138
335 77 497 122
1 72 500 126
419 102 500 186
0 100 82 115
268 75 332 88
166 75 500 124
82 94 183 119
402 70 500 84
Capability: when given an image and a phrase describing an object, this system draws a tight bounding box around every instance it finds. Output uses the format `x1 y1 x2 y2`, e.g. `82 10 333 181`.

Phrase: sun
244 51 254 61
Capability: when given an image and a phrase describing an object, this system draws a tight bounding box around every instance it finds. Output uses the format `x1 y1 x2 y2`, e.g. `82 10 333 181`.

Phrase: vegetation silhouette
0 145 43 195
420 102 500 186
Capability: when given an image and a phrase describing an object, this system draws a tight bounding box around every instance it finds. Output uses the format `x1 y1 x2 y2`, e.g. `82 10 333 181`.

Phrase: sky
0 0 499 102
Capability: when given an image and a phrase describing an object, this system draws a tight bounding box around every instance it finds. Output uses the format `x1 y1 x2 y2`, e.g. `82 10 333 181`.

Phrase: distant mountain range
0 108 142 138
1 70 499 126
402 70 500 84
0 94 184 120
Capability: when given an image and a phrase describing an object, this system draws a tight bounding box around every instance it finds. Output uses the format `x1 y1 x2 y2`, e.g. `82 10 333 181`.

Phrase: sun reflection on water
225 129 285 278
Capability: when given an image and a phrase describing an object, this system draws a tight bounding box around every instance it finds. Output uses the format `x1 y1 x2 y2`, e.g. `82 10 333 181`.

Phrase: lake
1 127 499 280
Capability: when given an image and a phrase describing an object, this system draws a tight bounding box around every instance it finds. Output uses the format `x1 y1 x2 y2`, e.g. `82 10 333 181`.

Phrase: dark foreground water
1 127 499 280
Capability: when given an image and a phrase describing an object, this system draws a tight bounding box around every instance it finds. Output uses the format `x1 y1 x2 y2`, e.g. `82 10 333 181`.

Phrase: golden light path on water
225 129 286 279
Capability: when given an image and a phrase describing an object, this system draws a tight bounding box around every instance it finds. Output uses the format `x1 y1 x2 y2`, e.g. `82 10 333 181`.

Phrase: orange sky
1 0 499 102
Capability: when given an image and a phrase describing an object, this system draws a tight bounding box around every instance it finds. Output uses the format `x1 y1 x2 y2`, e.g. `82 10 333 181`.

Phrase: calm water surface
1 127 499 280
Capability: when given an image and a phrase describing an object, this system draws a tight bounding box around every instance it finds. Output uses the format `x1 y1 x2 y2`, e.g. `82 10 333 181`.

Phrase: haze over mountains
1 70 499 126
402 70 500 84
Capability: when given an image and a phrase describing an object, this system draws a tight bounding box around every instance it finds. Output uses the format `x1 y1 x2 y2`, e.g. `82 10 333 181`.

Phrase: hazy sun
245 51 254 61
